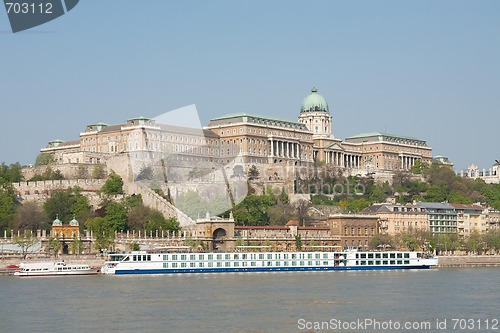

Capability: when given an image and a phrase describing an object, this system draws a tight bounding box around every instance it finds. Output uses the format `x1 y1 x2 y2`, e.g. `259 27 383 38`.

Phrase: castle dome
300 87 329 113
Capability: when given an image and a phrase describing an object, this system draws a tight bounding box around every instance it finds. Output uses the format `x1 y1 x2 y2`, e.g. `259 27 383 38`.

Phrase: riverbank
438 255 500 267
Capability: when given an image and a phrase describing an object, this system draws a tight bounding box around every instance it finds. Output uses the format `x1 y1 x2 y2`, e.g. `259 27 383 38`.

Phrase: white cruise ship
101 250 438 275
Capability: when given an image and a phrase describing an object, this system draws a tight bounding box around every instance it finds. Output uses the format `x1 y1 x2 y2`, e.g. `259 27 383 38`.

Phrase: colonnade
325 151 361 168
269 139 301 159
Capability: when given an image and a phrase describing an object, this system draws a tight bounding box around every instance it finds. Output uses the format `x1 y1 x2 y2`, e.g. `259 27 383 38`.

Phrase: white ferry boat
14 261 99 277
101 250 438 275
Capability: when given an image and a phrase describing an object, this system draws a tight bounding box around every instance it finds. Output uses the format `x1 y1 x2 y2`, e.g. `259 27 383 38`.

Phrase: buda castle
41 88 433 176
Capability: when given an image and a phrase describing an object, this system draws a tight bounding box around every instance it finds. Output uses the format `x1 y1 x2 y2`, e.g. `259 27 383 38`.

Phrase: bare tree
14 201 49 232
294 199 312 226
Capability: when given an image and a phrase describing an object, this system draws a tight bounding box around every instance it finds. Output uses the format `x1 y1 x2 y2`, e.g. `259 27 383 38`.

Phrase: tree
35 153 54 166
0 182 16 232
135 165 154 181
102 172 124 195
29 167 65 181
231 165 246 179
85 217 114 253
44 187 91 223
248 165 259 180
13 235 38 259
105 201 128 231
48 237 61 257
295 199 311 226
70 238 83 255
91 165 106 179
295 235 302 251
369 233 395 250
411 160 429 175
0 162 23 182
130 242 140 251
14 201 49 232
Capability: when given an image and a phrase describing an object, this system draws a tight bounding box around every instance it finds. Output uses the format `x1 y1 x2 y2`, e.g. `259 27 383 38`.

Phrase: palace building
40 88 433 173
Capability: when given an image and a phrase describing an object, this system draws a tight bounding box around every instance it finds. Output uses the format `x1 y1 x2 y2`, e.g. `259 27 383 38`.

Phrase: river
1 268 499 333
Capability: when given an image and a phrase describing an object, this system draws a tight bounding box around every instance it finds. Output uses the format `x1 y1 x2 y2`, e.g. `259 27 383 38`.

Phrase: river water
1 268 499 333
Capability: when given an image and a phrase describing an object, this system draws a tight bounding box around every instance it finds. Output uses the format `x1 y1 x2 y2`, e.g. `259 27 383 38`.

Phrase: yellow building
363 203 429 236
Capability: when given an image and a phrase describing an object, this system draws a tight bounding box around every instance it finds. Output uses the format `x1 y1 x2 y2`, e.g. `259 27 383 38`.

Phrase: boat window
234 262 239 267
300 261 304 266
163 255 167 261
375 260 381 265
308 261 313 266
292 254 296 259
217 254 222 260
397 253 403 259
259 254 264 260
397 260 403 265
315 261 320 266
275 261 280 267
225 254 230 260
181 255 187 260
307 254 312 259
368 253 374 259
225 262 230 267
190 262 195 268
190 255 196 260
199 262 204 267
199 255 204 260
163 263 168 268
242 262 248 267
383 253 388 259
375 253 381 259
390 253 396 259
383 260 388 265
181 263 186 268
124 256 130 261
315 254 320 259
390 260 396 265
172 263 177 268
208 262 213 267
172 255 178 260
404 253 410 258
251 262 256 267
147 255 151 261
208 254 213 260
137 256 142 262
234 254 239 260
360 261 366 265
360 253 366 259
133 255 137 261
417 253 422 258
217 262 222 267
267 261 272 266
267 254 272 260
242 254 247 259
404 260 410 264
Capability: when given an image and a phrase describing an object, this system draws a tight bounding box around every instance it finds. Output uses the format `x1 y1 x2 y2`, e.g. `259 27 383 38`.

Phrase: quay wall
438 255 500 267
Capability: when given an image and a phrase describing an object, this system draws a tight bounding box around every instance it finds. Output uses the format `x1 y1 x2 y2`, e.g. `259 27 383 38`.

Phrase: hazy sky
1 1 499 171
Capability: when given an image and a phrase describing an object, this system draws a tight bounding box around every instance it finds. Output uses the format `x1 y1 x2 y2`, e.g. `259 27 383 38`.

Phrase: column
270 139 274 157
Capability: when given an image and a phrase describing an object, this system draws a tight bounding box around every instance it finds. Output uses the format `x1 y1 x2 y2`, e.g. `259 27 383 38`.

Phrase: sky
1 0 499 171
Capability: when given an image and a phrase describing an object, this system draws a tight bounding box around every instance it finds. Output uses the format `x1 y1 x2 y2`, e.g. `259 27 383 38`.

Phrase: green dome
52 217 62 227
69 217 79 226
300 87 329 113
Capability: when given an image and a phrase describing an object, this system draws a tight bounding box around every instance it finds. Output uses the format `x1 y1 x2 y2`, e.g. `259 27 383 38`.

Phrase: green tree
85 217 114 253
35 153 54 166
105 201 128 231
369 233 395 250
91 165 106 179
48 237 61 257
0 182 17 232
13 235 38 259
70 238 83 255
129 242 141 251
248 165 259 180
295 235 302 251
44 187 91 224
102 172 124 195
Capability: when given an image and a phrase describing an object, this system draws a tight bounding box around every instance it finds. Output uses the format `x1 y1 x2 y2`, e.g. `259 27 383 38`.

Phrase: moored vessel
14 261 99 277
101 250 438 275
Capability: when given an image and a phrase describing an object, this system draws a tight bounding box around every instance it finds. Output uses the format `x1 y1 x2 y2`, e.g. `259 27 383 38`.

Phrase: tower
298 87 333 138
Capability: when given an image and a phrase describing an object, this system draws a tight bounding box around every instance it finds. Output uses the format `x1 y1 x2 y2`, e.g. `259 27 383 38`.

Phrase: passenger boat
101 250 438 275
14 261 99 277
